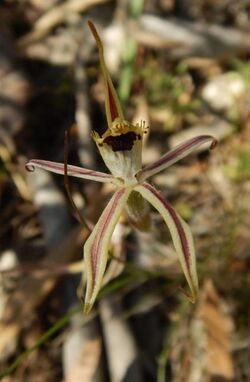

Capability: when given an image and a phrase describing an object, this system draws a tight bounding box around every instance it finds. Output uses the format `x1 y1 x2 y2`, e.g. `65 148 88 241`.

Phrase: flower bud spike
88 20 124 127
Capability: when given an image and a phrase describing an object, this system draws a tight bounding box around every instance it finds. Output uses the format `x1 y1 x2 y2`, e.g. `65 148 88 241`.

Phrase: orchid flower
26 21 216 314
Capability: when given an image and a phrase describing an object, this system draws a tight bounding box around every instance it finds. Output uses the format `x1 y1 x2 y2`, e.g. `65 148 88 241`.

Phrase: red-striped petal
83 187 131 313
135 182 198 301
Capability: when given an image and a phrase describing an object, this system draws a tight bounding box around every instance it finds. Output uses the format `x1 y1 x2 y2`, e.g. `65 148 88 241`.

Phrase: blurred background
0 0 250 381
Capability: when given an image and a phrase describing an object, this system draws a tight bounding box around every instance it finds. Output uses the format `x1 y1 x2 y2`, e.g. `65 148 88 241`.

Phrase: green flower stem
118 0 145 104
118 38 137 104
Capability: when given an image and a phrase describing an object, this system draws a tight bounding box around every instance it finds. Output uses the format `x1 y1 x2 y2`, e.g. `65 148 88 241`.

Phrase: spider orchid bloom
26 21 217 314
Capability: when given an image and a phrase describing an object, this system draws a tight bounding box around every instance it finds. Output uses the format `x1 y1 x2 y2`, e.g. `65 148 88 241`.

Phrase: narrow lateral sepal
135 182 199 301
137 135 217 182
83 187 131 314
26 159 121 185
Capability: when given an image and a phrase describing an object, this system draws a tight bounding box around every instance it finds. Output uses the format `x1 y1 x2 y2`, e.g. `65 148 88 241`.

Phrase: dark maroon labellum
103 132 140 152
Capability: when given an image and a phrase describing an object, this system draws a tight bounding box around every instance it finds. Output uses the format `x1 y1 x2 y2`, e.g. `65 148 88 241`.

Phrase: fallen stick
132 15 250 58
17 0 109 49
